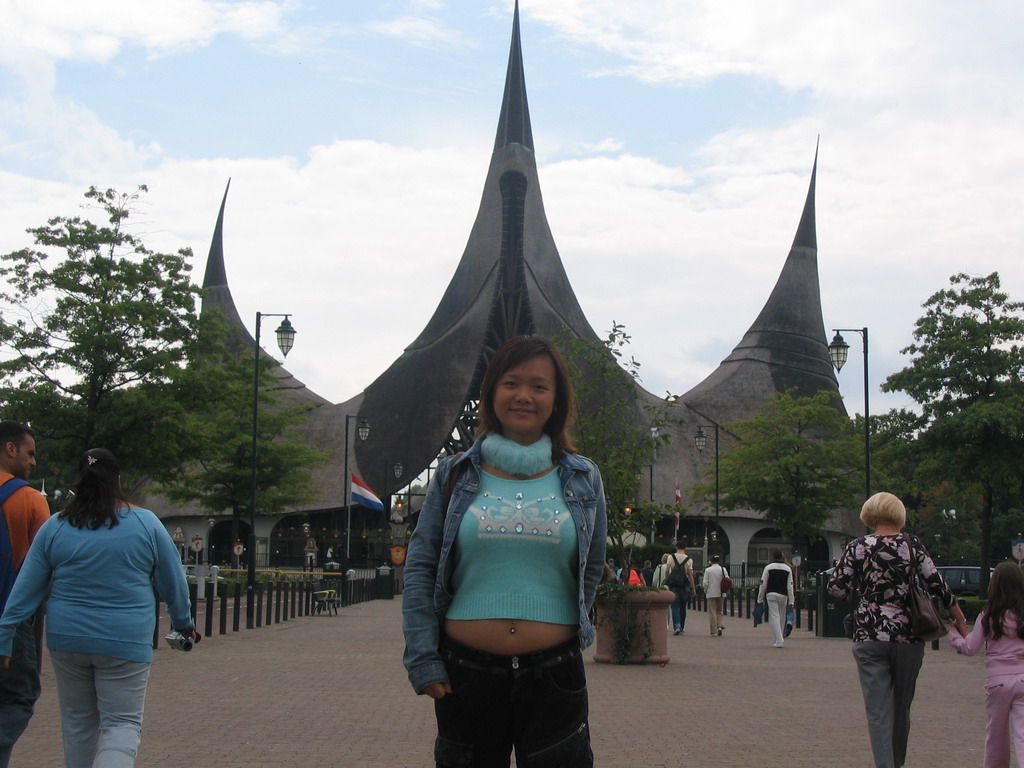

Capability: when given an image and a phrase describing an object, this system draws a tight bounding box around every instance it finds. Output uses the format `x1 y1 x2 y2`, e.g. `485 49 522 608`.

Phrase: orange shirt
0 473 50 571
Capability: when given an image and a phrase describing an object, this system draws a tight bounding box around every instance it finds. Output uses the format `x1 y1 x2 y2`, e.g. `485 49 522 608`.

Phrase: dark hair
476 336 577 457
710 554 721 563
60 448 128 530
0 421 33 449
982 562 1024 641
771 549 784 561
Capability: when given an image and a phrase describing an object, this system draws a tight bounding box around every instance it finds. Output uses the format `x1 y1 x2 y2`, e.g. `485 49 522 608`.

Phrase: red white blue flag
351 474 384 511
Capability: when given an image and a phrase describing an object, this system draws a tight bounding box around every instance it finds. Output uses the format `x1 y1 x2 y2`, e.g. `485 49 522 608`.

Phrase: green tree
693 390 862 544
883 272 1024 594
869 408 926 506
0 186 210 487
559 323 680 568
157 353 328 567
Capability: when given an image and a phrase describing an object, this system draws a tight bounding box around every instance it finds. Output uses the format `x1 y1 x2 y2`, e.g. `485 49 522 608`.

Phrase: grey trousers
852 640 925 768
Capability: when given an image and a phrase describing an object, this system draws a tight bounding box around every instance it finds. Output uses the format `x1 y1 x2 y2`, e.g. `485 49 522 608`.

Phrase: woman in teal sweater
0 448 194 768
403 336 607 767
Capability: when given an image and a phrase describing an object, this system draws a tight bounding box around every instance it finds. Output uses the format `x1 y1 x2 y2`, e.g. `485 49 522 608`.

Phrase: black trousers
434 635 594 768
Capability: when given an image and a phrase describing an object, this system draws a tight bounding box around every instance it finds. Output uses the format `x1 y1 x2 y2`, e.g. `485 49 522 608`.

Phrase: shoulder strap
0 478 29 610
0 478 29 507
670 554 679 567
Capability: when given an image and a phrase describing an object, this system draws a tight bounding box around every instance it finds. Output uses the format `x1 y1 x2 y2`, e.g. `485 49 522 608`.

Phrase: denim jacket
402 439 607 694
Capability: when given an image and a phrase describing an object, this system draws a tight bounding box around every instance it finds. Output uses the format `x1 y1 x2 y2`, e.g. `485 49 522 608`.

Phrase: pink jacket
948 611 1024 677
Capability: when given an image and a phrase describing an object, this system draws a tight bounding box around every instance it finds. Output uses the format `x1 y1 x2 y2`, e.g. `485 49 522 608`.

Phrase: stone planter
593 588 676 664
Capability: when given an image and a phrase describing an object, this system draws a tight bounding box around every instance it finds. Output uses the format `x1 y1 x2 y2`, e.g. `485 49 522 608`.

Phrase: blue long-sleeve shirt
0 506 193 663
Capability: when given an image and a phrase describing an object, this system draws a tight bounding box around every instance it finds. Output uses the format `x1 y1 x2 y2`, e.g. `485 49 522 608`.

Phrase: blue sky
1 0 1022 419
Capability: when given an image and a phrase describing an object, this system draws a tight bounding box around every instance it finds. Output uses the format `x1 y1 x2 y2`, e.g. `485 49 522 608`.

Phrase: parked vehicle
936 566 989 596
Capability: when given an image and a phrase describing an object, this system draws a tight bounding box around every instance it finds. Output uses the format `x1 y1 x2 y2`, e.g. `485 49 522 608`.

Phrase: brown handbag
907 538 948 642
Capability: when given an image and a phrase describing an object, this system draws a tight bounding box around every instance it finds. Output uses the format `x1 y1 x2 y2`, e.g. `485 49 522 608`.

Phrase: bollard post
375 563 395 600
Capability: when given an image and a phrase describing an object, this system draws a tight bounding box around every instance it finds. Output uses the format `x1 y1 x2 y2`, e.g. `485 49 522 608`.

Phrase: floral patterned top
827 532 956 643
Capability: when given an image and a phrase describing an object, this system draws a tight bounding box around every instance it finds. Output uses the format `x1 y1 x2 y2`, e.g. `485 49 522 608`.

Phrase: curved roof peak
678 146 838 423
791 138 818 249
493 0 533 152
202 178 231 289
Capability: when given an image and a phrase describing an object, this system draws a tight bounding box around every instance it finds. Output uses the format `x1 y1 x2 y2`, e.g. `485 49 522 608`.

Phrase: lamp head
828 331 849 371
274 317 296 358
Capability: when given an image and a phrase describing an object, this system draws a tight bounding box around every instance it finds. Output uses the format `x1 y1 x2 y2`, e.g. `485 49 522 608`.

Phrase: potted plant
560 324 682 663
593 582 676 664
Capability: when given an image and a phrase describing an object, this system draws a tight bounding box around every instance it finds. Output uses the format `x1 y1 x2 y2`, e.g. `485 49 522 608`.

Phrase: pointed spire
679 147 837 422
791 138 818 249
493 0 534 151
356 1 598 492
202 179 231 289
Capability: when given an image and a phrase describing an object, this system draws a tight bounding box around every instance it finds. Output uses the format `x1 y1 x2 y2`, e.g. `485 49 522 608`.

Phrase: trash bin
816 568 856 638
375 564 395 600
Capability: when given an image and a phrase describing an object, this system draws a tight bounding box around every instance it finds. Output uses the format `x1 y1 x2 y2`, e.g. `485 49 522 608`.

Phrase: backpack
0 477 30 612
666 554 690 589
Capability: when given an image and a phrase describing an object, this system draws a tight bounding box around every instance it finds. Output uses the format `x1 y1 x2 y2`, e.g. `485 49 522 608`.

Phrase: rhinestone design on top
470 490 567 542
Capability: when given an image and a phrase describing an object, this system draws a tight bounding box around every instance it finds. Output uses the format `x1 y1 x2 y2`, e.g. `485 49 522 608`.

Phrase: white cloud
527 0 1024 107
366 15 471 48
0 1 293 64
566 137 625 155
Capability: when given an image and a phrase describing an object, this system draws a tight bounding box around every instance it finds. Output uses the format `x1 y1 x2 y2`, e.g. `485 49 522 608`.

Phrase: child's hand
950 619 969 637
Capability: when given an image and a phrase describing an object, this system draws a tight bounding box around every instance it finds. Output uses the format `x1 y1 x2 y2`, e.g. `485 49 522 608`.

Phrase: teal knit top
446 469 578 625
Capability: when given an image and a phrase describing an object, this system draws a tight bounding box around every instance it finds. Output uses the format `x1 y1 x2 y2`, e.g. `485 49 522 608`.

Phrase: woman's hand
950 602 968 635
421 682 453 700
950 618 970 637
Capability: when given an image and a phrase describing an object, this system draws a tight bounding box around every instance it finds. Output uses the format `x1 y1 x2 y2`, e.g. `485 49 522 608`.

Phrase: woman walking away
757 550 794 648
828 491 966 768
402 335 607 768
949 561 1024 768
0 449 195 768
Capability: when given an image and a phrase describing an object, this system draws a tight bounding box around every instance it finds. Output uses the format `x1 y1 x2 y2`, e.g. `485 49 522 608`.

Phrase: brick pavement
12 599 993 767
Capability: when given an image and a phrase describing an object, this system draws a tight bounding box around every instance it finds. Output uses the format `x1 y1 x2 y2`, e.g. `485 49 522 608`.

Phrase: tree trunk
981 483 993 597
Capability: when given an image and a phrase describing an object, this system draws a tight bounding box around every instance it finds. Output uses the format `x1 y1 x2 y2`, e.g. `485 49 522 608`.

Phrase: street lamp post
694 423 720 555
343 415 370 560
941 509 956 562
247 311 296 630
828 327 871 499
648 427 659 543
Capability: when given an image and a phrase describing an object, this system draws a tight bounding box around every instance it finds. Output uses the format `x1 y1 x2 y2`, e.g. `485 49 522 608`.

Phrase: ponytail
60 448 128 530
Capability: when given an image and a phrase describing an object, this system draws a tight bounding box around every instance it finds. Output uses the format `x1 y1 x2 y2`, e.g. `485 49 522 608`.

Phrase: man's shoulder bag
719 565 733 593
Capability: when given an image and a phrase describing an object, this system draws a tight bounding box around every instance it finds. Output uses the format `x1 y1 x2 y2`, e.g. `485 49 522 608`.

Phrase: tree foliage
693 389 862 543
883 272 1024 592
559 323 680 566
157 351 328 565
0 186 208 487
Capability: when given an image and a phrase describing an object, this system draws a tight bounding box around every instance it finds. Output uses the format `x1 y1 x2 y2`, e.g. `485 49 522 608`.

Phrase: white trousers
766 592 788 646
